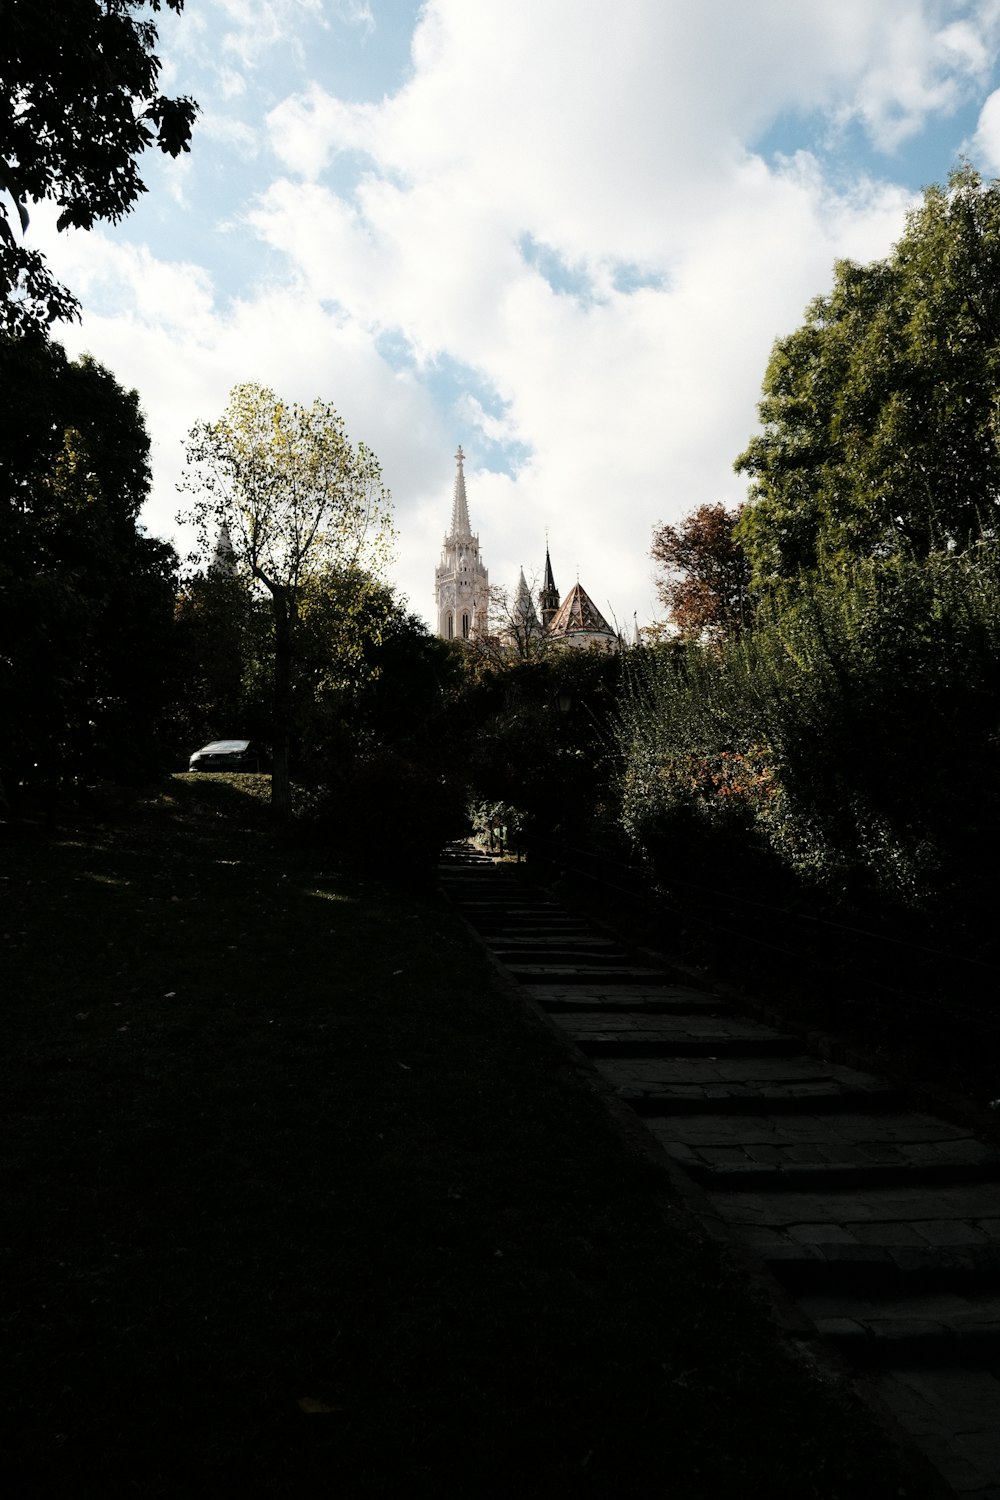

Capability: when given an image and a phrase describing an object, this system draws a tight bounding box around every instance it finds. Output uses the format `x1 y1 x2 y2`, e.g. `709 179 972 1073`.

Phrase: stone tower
434 446 489 640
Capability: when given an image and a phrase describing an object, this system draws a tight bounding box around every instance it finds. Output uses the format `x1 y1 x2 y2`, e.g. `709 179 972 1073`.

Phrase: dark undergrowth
1 776 932 1497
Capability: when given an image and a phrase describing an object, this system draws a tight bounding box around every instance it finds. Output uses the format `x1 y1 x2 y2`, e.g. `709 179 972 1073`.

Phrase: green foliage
172 568 268 754
619 542 1000 921
1 1 197 333
304 751 468 880
468 798 528 853
0 332 179 795
736 166 1000 587
452 648 625 852
179 383 394 814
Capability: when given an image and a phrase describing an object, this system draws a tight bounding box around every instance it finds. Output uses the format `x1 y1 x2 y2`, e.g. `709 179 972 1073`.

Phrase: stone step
707 1180 1000 1234
506 964 681 986
489 947 632 967
648 1110 1000 1190
798 1290 1000 1366
671 1153 1000 1192
485 934 621 950
732 1222 1000 1294
531 985 731 1014
470 921 593 935
596 1054 901 1114
554 1010 800 1059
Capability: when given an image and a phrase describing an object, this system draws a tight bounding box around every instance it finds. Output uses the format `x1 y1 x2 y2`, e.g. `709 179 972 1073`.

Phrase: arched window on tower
462 612 470 638
447 613 454 639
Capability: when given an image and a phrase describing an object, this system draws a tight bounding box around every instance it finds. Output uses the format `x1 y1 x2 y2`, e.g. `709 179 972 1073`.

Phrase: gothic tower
434 446 489 640
539 544 559 627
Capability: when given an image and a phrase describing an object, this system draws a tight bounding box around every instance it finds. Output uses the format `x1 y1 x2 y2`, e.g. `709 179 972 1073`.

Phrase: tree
0 331 179 795
1 0 197 334
650 502 751 639
736 166 1000 589
173 565 265 752
180 383 394 815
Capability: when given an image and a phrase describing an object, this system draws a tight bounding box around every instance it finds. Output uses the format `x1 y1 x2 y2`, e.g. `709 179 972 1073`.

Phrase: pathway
439 843 1000 1499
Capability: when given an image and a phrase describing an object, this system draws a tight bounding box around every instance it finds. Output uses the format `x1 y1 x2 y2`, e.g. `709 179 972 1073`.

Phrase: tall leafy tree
736 166 1000 587
0 0 197 333
0 332 178 795
650 502 751 639
180 383 394 815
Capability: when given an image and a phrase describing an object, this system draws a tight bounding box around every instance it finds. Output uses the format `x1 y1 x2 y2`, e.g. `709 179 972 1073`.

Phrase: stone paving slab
527 984 725 1012
647 1110 981 1148
647 1112 999 1186
553 1012 794 1042
506 964 677 984
492 950 633 968
469 914 596 925
471 926 593 939
730 1222 1000 1274
479 930 614 942
596 1054 889 1090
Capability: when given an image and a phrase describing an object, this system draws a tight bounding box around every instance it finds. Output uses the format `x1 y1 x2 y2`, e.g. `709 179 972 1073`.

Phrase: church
434 447 619 650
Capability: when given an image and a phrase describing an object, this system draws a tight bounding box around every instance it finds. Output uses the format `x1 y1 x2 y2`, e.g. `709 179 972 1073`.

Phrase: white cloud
198 110 261 158
266 85 377 177
215 0 325 69
27 0 1000 628
973 84 1000 167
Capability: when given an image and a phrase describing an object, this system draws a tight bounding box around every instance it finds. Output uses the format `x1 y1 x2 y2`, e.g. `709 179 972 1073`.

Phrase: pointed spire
449 445 472 538
515 564 539 633
543 546 556 597
540 542 559 627
210 522 236 576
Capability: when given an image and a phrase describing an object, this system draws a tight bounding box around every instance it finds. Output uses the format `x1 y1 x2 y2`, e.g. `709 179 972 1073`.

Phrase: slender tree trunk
270 584 294 817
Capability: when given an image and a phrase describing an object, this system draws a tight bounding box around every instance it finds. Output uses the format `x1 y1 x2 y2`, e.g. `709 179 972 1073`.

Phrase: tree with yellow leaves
180 383 394 815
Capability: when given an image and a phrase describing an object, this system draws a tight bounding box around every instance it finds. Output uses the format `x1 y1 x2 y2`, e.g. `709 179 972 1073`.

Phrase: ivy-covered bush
618 540 1000 926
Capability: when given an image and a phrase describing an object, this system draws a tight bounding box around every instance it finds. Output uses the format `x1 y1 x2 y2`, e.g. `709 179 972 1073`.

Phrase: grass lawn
1 775 927 1497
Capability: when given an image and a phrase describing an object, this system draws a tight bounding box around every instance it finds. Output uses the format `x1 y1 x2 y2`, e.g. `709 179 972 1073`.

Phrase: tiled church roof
547 581 616 639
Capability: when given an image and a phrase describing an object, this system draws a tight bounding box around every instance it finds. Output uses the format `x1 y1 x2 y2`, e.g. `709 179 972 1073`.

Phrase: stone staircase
438 843 1000 1499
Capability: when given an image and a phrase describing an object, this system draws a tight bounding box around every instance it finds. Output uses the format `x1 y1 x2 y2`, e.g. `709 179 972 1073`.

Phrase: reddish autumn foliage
650 502 751 639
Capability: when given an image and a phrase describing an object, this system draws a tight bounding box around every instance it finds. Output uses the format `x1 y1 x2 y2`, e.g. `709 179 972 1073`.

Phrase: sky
31 0 1000 631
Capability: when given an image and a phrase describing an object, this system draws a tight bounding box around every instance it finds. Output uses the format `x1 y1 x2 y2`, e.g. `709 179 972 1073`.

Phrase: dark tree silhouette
0 332 179 795
1 0 197 333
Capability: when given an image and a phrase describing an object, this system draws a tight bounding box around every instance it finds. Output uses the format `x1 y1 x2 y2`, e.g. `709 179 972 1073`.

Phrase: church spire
539 541 559 627
435 445 489 640
449 445 472 538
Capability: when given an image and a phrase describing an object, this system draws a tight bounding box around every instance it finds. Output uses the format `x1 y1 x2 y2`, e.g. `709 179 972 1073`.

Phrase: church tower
539 544 559 628
435 446 489 640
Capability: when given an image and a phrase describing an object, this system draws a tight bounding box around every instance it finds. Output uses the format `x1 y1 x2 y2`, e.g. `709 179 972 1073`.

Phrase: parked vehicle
188 739 264 773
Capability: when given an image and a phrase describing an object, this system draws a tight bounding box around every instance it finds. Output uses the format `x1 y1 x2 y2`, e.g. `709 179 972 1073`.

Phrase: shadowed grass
0 776 928 1496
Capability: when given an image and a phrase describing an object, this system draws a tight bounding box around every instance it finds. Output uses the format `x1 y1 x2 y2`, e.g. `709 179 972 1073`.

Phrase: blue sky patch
518 233 602 306
423 353 531 478
611 260 667 295
754 92 992 197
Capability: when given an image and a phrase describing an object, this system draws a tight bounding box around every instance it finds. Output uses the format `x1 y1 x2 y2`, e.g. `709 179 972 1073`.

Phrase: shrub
302 752 468 880
618 540 1000 925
